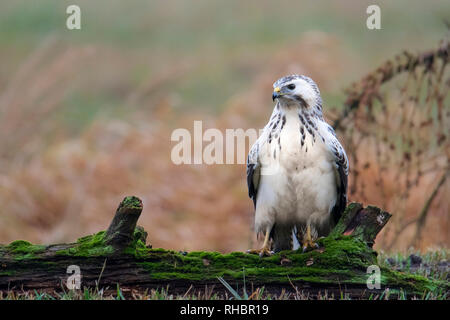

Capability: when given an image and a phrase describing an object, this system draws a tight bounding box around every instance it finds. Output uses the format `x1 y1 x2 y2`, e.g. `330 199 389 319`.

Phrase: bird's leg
247 226 273 257
302 223 319 253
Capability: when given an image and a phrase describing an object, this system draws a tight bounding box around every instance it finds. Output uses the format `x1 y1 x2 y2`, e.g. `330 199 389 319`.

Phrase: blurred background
0 0 448 253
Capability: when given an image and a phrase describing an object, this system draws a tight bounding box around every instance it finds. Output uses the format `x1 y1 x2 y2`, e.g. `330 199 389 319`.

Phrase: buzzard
247 75 348 256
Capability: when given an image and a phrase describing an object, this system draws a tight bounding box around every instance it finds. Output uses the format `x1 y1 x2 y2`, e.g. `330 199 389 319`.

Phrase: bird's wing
321 122 349 225
247 139 261 208
247 107 279 208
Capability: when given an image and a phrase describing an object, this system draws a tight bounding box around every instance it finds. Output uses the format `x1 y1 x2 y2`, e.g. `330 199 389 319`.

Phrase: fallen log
0 197 446 298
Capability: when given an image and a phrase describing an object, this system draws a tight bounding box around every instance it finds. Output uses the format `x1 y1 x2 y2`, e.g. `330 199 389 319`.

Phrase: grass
0 286 446 300
378 249 448 282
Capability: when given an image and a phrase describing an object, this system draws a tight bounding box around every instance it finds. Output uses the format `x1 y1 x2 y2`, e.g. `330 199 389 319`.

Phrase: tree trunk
0 197 445 298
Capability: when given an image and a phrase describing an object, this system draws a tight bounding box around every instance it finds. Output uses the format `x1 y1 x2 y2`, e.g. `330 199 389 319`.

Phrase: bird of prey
247 74 348 256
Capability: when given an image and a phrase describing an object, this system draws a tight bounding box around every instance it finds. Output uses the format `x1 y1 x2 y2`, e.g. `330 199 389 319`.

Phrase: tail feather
270 224 293 252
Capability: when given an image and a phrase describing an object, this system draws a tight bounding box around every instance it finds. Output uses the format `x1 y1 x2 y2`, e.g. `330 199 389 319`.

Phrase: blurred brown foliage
332 40 449 251
0 33 448 253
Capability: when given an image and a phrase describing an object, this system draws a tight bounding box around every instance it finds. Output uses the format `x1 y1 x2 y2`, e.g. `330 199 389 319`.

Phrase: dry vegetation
0 1 448 254
332 41 449 251
0 32 350 252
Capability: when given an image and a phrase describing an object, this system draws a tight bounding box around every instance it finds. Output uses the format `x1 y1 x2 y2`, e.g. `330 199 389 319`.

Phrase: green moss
55 231 114 257
121 196 142 209
133 235 370 283
380 268 447 293
123 239 149 258
125 233 446 295
4 240 46 260
7 240 46 253
1 223 446 296
55 226 149 258
328 203 362 237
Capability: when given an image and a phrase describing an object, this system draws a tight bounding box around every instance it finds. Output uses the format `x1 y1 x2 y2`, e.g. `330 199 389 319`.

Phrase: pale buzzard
247 75 348 256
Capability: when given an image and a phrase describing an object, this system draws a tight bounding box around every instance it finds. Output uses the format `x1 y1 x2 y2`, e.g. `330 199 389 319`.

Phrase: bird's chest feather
254 108 339 227
268 110 329 172
260 110 335 205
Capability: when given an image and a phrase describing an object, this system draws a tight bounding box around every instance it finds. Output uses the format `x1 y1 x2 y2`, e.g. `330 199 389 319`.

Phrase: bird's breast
259 110 334 181
276 112 327 171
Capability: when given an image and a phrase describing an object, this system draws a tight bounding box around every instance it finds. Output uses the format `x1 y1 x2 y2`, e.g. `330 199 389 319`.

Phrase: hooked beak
272 87 281 101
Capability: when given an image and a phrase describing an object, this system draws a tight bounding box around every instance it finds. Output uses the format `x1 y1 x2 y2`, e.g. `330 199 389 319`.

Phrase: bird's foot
301 224 320 253
302 240 320 253
246 247 273 257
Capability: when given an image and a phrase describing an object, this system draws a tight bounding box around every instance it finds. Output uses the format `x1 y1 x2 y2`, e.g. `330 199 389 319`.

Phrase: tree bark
104 196 144 249
329 203 391 247
0 197 445 298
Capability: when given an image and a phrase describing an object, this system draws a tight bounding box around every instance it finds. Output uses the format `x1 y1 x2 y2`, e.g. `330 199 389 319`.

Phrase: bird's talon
260 250 274 257
302 241 319 252
247 248 272 257
260 248 273 257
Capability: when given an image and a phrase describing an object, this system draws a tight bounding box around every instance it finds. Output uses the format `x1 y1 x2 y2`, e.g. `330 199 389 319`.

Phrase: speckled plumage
247 75 348 252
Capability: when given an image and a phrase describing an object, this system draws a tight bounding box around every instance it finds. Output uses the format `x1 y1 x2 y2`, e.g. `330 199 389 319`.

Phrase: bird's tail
270 224 293 253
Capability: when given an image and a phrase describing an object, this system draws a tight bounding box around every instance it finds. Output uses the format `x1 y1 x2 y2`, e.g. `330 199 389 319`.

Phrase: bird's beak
272 87 281 101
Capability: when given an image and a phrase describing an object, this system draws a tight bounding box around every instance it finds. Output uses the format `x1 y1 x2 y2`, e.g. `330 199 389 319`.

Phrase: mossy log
0 197 446 298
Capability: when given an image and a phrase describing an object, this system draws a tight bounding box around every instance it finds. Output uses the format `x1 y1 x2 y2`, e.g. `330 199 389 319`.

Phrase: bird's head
272 75 323 113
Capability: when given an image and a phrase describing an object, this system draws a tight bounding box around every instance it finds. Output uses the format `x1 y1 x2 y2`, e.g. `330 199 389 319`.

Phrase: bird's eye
287 84 296 90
